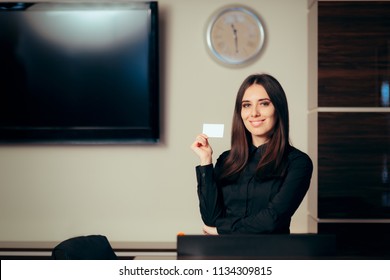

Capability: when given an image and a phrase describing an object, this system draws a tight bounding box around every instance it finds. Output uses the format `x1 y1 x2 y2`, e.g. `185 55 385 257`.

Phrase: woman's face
241 84 276 147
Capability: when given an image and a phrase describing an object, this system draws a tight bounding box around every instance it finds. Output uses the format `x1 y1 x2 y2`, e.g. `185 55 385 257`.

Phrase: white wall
0 0 310 243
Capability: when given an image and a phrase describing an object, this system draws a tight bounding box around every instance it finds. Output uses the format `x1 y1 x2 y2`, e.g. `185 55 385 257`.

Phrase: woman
191 73 313 235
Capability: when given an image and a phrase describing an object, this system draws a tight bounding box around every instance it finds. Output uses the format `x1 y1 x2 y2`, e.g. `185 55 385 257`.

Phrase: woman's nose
251 105 260 117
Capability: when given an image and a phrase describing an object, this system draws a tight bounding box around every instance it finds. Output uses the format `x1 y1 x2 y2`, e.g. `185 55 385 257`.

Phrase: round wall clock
205 5 265 66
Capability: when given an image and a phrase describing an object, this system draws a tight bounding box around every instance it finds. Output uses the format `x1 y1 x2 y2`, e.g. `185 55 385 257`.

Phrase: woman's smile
249 119 266 127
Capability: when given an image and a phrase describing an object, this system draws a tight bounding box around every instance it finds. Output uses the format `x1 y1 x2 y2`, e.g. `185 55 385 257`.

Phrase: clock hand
231 24 238 53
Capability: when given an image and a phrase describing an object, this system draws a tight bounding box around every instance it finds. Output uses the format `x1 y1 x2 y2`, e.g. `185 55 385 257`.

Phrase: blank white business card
202 123 224 138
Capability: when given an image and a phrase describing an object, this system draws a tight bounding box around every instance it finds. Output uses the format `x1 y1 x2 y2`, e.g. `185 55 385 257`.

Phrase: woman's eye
242 103 250 108
260 101 270 106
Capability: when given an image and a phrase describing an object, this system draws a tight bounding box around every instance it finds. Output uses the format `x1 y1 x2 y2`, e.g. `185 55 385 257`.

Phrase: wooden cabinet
309 1 390 258
318 1 390 107
318 112 390 219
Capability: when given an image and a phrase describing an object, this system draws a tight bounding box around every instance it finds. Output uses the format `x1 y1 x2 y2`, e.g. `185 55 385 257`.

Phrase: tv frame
0 1 160 144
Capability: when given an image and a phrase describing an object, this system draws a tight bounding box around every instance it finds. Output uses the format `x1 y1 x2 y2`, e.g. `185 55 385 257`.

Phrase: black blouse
196 145 313 234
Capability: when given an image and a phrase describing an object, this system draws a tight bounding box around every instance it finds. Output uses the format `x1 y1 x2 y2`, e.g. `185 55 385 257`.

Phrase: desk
177 234 336 260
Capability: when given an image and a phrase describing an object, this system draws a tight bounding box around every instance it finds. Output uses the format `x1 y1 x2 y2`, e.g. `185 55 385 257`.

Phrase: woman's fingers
195 134 208 147
191 134 209 149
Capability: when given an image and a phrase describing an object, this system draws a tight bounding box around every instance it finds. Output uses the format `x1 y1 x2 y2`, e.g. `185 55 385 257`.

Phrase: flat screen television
0 1 159 144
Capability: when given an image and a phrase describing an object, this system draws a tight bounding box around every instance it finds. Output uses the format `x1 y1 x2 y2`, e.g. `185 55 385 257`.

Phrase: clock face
206 6 265 66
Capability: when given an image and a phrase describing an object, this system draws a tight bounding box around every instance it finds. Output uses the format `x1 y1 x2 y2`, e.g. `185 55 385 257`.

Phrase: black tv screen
0 1 159 144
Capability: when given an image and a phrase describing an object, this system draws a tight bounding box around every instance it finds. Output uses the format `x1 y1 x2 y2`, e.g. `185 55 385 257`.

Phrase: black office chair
51 235 117 260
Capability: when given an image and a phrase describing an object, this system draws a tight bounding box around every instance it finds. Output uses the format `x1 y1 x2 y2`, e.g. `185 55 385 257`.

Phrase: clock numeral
216 41 226 50
247 41 257 49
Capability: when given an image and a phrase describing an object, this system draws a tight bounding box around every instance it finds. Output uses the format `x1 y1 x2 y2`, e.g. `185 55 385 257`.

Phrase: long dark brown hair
217 73 290 183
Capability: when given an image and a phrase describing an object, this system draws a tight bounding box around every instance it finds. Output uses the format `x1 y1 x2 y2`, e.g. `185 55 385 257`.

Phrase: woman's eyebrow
241 98 271 103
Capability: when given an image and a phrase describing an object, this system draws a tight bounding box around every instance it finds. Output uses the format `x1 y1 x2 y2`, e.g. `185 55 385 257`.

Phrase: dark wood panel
318 222 390 259
318 1 390 107
318 112 390 218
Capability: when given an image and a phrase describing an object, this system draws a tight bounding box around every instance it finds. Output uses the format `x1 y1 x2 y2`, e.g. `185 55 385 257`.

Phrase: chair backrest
52 235 117 260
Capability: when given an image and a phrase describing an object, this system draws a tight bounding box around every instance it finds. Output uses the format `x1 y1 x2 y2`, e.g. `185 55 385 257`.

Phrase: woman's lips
250 119 265 127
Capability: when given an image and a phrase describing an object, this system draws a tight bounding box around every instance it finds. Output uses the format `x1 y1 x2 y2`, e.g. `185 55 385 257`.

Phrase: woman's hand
190 134 213 166
202 225 218 235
